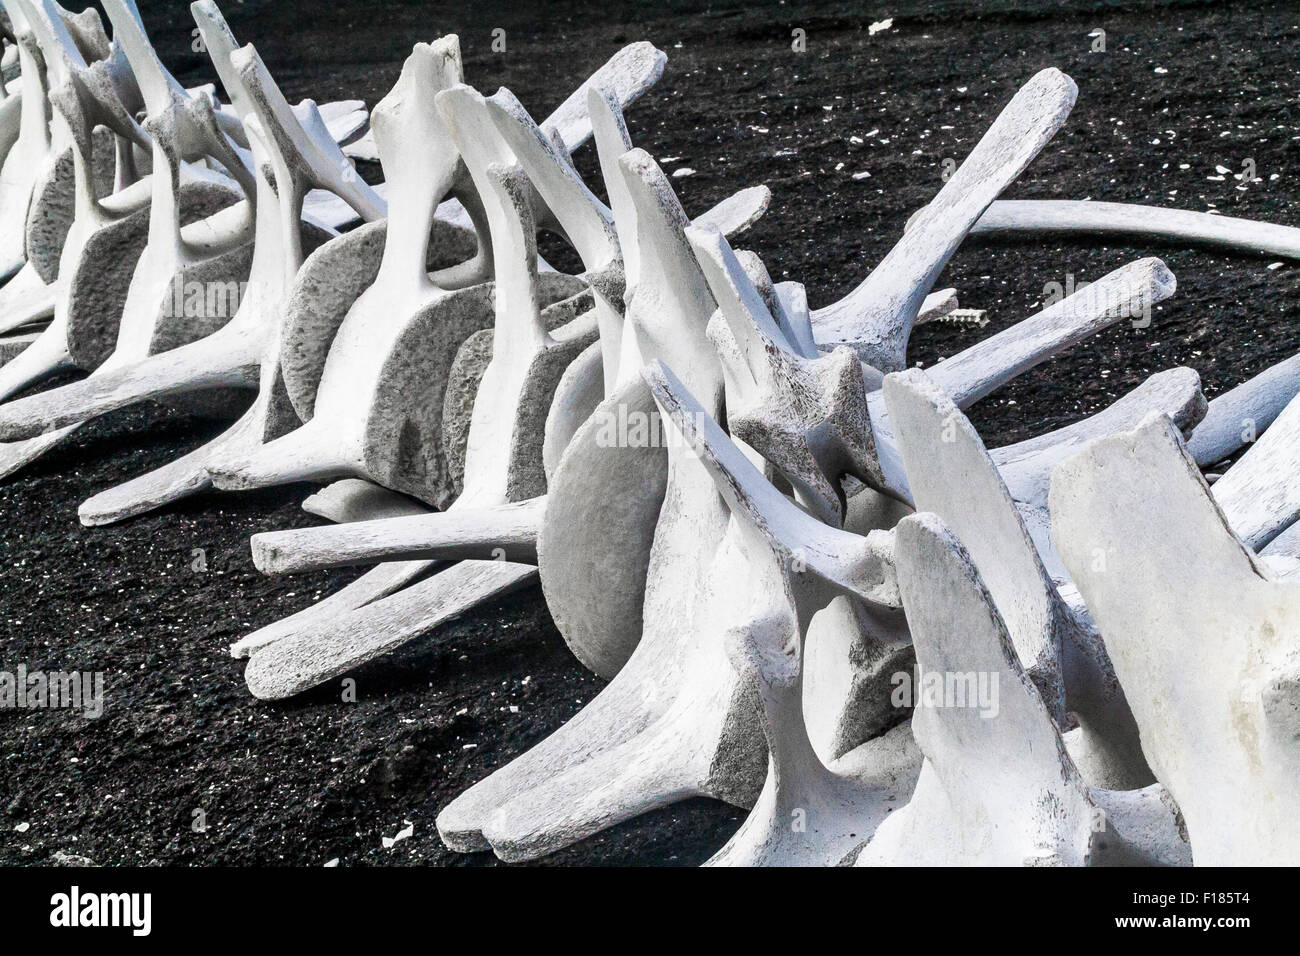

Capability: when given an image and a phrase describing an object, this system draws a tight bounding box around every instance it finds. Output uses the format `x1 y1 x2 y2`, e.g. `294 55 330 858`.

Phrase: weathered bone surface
68 4 386 526
881 367 1207 789
1053 414 1300 865
237 70 768 696
855 513 1188 867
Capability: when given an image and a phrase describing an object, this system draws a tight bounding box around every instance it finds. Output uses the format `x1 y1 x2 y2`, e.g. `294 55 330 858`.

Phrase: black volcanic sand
3 0 1299 866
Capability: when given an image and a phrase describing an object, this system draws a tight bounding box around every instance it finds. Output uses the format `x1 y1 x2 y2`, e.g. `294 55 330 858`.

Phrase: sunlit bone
230 66 603 698
68 10 389 526
639 358 919 867
1052 413 1300 865
236 79 766 690
854 512 1189 867
970 199 1300 260
434 146 746 854
881 367 1205 789
0 0 263 478
275 40 667 427
810 68 1076 370
0 19 380 441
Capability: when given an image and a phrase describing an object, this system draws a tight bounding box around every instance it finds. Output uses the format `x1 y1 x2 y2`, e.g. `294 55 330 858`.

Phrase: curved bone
810 68 1076 369
971 199 1300 260
1185 351 1300 466
1051 414 1300 864
0 0 259 476
1207 389 1300 550
855 512 1188 867
0 2 56 282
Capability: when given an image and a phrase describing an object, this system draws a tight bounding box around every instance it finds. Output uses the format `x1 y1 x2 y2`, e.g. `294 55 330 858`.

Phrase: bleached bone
252 496 544 573
1203 389 1300 550
854 512 1188 867
276 45 668 425
236 75 764 691
0 0 61 282
1185 352 1300 467
689 223 880 526
231 66 598 698
299 478 426 524
970 199 1300 260
0 0 260 478
882 368 1205 789
1052 413 1300 864
436 148 745 854
206 40 602 501
4 4 385 522
438 154 839 855
924 257 1176 409
634 358 920 867
0 32 376 443
810 68 1076 369
0 260 53 334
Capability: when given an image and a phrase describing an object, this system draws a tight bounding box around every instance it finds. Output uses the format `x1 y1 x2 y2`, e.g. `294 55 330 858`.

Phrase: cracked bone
853 512 1188 867
1052 413 1300 864
970 199 1300 261
809 68 1076 369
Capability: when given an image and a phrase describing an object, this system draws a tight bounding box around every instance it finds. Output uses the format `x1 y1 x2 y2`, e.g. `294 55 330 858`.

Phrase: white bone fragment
251 496 544 574
881 368 1205 788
